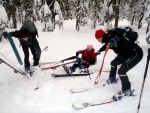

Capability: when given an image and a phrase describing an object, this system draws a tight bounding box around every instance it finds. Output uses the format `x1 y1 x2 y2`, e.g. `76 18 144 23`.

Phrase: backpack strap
117 27 131 41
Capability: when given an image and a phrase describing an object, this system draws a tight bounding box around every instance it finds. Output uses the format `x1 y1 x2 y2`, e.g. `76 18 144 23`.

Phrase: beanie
95 29 105 39
19 28 29 35
86 44 93 51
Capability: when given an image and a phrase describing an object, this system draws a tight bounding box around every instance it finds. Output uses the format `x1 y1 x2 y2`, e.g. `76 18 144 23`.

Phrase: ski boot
112 89 135 101
63 65 72 74
25 66 33 77
106 77 118 84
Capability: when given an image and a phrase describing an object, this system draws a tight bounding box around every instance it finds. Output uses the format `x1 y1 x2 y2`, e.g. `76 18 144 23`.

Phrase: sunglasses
21 34 29 38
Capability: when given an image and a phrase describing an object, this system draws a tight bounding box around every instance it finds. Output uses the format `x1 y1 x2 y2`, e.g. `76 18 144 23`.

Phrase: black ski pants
109 46 143 91
22 44 41 67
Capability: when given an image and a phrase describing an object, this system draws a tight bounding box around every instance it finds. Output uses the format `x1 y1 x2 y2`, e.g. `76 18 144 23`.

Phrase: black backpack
107 27 138 43
21 20 39 37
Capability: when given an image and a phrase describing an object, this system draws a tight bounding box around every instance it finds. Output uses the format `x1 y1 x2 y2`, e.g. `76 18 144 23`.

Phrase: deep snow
0 19 150 113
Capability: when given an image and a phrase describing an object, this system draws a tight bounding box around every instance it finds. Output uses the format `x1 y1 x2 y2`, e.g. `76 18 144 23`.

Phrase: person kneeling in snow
63 44 99 74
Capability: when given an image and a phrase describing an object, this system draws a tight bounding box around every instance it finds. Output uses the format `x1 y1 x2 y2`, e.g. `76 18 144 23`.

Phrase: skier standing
95 28 143 101
3 28 41 71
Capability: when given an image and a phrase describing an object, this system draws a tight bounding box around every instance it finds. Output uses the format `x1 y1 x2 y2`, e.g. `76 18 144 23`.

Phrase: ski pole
41 46 48 52
95 44 110 84
137 48 150 113
61 56 76 62
39 56 76 66
0 58 29 79
86 68 91 80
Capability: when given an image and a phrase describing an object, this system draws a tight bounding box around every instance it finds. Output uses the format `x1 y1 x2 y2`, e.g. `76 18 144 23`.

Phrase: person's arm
97 44 107 53
9 30 22 39
76 50 85 56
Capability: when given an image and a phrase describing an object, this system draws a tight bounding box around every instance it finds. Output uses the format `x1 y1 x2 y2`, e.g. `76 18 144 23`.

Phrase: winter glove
3 32 8 40
108 36 120 47
76 52 79 57
96 51 101 55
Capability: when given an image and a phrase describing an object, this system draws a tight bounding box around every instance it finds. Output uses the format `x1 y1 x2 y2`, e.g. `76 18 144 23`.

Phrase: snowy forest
0 0 150 43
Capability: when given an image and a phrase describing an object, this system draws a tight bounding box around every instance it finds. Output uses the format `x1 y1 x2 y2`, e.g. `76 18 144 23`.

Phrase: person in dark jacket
63 44 98 74
95 28 143 101
4 28 41 71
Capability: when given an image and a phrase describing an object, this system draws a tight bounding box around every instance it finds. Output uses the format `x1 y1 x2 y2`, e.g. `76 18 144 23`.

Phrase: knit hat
19 28 29 35
95 29 105 39
86 44 93 51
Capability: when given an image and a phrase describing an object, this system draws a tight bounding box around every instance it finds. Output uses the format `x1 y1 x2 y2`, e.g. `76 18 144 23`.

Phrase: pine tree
144 0 150 44
40 2 53 32
53 0 64 29
0 2 8 41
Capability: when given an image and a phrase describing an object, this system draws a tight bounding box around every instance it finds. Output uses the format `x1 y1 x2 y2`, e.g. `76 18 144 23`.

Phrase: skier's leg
22 44 30 68
30 45 41 66
118 48 143 91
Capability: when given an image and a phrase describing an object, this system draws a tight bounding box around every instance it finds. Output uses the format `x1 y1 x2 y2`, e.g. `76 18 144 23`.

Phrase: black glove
3 32 8 40
108 36 120 47
96 51 101 55
76 52 79 57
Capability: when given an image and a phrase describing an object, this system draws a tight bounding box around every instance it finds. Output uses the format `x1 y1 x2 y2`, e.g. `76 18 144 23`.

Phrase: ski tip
72 102 91 109
72 103 84 109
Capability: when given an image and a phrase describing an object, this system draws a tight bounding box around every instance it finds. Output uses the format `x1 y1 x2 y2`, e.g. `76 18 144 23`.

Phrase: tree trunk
76 0 80 31
131 12 135 25
138 7 145 29
114 0 120 28
12 13 17 28
93 0 97 29
146 23 150 34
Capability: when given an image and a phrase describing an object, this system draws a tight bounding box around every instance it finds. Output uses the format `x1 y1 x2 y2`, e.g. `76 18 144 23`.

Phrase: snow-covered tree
144 0 150 44
53 0 64 29
40 2 53 32
76 0 88 31
99 0 114 30
0 3 8 41
88 0 97 29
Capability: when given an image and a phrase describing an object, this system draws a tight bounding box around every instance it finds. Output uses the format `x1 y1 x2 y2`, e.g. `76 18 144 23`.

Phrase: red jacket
76 48 97 65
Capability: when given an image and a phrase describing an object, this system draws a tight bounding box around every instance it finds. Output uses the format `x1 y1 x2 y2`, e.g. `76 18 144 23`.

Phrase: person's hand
3 32 8 40
109 36 120 47
96 52 101 55
76 52 79 57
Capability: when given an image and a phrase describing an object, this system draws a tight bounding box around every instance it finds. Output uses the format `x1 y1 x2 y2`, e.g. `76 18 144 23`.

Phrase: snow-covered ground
0 19 150 113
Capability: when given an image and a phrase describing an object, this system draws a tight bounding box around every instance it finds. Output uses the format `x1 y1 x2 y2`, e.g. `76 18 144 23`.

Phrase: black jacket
10 30 39 47
98 29 141 58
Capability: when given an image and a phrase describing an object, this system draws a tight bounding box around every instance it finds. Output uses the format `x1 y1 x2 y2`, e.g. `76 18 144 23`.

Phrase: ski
39 61 60 66
7 34 23 65
39 56 76 67
51 73 90 77
0 58 29 79
70 88 93 93
41 60 76 71
72 100 115 109
72 89 135 109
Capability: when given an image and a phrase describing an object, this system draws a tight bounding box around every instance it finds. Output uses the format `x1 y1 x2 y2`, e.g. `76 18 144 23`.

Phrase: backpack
21 20 39 37
107 27 138 43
